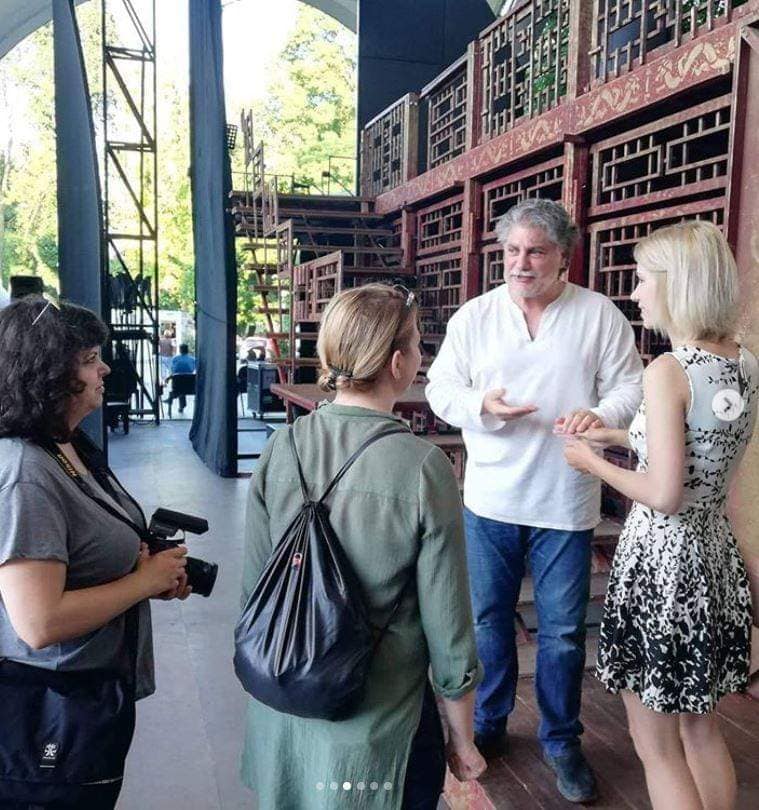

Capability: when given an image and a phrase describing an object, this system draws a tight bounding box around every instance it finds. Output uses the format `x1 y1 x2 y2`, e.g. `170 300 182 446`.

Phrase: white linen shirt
426 282 643 531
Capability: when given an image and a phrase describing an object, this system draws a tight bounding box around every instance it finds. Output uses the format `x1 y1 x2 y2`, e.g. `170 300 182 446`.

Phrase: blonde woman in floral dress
562 221 758 810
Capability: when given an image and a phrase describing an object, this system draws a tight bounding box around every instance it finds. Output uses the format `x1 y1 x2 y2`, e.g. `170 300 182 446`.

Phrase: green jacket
240 403 482 809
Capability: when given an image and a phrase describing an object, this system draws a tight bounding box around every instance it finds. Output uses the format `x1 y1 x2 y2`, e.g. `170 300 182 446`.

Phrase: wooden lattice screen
482 156 565 239
422 55 470 170
292 252 343 323
479 0 570 140
589 198 726 365
417 253 464 346
590 0 748 82
589 94 732 217
360 94 419 197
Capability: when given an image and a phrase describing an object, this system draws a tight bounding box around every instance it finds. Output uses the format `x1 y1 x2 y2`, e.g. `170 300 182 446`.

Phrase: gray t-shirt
0 437 155 699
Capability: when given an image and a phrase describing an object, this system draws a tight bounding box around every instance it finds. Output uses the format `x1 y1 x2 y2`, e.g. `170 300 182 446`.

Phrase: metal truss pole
102 0 159 424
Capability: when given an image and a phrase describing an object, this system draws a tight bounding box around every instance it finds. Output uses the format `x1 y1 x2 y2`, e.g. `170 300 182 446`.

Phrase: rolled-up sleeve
591 305 644 429
416 447 483 699
426 311 503 434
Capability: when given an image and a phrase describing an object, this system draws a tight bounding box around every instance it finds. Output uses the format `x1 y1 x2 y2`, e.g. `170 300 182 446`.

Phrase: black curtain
53 0 105 446
188 0 238 476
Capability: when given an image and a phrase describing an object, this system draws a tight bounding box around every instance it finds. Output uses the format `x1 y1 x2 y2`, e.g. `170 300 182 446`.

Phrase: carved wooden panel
360 94 419 197
589 198 725 364
482 156 565 239
590 94 732 216
416 252 463 344
292 252 342 323
482 243 505 291
590 0 747 83
417 196 464 256
423 57 469 169
480 0 570 140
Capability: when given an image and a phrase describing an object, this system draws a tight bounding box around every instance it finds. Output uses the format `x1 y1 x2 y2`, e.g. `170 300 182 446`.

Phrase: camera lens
185 556 219 598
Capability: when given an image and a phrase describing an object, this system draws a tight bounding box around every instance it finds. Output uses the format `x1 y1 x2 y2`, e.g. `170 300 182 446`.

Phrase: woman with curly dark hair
0 296 189 810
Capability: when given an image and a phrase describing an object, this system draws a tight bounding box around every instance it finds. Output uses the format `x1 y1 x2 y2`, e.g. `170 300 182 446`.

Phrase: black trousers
402 683 447 810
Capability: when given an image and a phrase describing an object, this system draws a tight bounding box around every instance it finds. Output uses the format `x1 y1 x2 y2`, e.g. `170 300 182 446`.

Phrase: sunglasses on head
31 298 61 326
392 284 415 308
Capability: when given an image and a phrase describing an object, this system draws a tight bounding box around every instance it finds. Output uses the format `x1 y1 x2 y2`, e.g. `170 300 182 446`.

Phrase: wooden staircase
231 117 408 381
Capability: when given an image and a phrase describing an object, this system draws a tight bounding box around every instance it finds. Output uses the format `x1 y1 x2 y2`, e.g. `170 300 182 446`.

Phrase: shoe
473 730 509 759
543 749 598 803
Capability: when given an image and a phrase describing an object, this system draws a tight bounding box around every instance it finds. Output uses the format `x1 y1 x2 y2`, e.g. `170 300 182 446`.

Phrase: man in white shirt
426 198 643 803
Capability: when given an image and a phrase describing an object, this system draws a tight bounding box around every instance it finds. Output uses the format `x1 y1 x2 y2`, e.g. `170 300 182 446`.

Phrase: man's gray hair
495 198 579 256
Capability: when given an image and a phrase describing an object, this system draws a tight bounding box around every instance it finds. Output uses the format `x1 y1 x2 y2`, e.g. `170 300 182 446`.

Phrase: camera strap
36 439 143 685
38 439 150 543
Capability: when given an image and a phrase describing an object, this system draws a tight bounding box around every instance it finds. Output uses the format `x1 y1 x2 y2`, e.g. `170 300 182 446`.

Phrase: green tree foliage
0 21 59 292
234 4 357 195
0 2 357 335
0 3 102 294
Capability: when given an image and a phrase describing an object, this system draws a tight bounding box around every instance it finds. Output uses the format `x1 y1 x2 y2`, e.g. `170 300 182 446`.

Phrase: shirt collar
318 402 407 422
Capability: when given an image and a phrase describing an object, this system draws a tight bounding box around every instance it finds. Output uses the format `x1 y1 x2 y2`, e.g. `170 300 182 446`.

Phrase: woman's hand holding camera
135 544 189 600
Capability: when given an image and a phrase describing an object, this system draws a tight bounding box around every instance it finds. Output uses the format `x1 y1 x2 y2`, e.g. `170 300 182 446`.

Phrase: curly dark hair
0 296 109 443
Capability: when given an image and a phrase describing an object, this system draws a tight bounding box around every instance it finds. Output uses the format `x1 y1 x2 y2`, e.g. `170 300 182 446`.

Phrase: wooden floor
442 675 759 810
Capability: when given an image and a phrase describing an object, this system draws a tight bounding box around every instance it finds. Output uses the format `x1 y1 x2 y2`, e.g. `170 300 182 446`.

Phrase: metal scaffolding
101 0 159 424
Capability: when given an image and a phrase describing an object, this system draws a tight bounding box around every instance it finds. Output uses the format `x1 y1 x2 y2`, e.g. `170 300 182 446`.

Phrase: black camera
146 508 218 598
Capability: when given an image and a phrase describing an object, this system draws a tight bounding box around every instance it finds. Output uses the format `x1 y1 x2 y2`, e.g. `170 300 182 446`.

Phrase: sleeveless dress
596 346 759 713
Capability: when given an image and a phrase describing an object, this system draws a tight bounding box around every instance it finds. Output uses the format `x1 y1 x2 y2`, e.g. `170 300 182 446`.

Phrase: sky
159 0 299 100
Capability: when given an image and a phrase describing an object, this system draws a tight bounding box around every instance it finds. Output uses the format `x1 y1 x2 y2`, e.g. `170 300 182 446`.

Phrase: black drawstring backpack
234 426 411 720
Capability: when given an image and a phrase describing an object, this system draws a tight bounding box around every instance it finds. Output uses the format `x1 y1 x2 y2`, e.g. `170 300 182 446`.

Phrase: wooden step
278 208 385 220
593 518 623 541
295 226 395 236
241 242 277 252
230 191 376 206
243 263 276 272
264 331 289 339
250 285 280 293
518 571 610 607
294 244 402 255
278 192 375 205
341 265 407 275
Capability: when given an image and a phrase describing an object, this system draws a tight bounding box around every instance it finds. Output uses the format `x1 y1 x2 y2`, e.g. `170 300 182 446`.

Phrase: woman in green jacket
240 284 485 809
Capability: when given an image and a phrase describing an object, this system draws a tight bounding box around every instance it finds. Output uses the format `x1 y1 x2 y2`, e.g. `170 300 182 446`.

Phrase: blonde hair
316 284 418 392
633 220 738 341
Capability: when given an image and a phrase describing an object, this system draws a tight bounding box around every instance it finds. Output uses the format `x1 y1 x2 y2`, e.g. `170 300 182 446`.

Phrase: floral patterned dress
596 346 759 713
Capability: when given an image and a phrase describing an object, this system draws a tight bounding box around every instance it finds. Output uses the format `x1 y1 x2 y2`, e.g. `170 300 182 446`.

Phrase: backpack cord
287 424 415 638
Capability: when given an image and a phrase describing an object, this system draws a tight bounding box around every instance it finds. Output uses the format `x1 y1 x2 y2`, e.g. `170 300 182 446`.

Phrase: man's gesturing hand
481 388 539 421
554 409 604 435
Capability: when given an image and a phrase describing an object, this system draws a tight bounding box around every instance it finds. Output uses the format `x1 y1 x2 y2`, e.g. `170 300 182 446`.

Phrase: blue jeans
464 508 592 757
